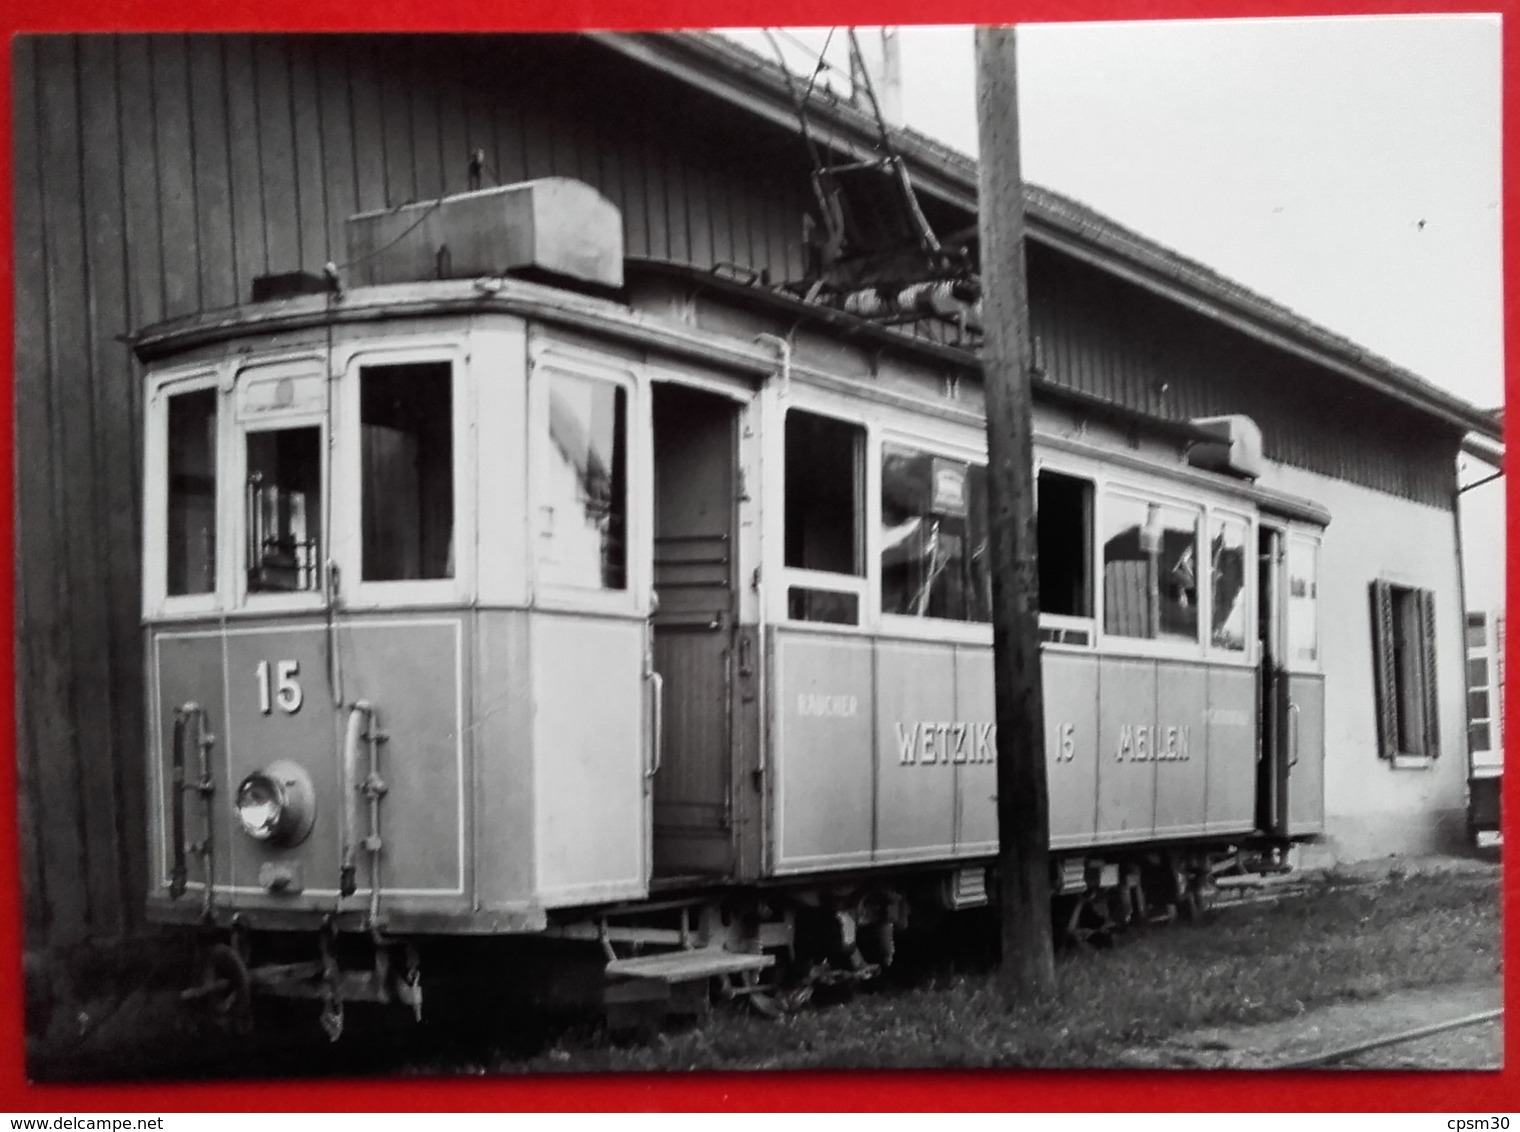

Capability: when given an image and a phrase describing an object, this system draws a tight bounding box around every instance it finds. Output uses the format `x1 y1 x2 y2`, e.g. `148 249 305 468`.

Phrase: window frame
875 424 994 645
335 338 474 611
1032 457 1098 652
144 365 228 619
1205 505 1257 664
527 339 643 617
781 406 869 630
1370 578 1441 767
1096 480 1209 661
1284 529 1323 673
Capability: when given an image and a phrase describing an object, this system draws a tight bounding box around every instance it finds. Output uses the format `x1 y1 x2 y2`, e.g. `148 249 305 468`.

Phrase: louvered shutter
1418 587 1441 758
1369 580 1397 759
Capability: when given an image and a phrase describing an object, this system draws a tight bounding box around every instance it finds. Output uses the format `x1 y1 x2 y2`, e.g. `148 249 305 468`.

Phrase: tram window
361 363 455 582
788 587 860 626
1286 537 1319 663
246 427 322 593
539 372 627 590
784 411 864 578
1102 494 1199 642
880 443 991 623
1036 471 1092 618
1210 514 1249 652
167 388 218 596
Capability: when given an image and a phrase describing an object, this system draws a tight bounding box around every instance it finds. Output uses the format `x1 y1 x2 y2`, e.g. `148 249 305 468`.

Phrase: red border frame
1 0 1515 1112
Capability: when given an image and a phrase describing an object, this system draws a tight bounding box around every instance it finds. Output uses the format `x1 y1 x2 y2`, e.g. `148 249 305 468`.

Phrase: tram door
649 383 740 878
1257 524 1290 835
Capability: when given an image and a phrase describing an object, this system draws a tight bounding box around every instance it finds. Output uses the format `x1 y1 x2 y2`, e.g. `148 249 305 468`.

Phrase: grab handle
339 703 368 898
169 710 189 899
1288 700 1301 768
647 671 664 780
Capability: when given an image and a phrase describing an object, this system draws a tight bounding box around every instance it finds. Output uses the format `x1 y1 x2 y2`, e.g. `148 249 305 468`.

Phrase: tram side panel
873 639 959 866
147 614 474 921
953 646 998 854
529 611 648 907
217 625 343 902
1093 657 1160 844
1042 650 1100 849
1285 673 1327 835
1204 665 1259 834
149 628 234 908
767 628 1272 875
1153 662 1211 839
768 630 875 874
337 617 470 902
472 609 539 922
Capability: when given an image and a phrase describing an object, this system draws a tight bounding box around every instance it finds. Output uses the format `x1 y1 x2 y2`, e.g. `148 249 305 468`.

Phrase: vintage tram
136 179 1327 1035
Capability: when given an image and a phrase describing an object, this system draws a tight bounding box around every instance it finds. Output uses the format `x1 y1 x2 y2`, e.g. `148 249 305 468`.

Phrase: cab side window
538 370 627 591
361 361 455 582
246 426 322 592
167 388 218 596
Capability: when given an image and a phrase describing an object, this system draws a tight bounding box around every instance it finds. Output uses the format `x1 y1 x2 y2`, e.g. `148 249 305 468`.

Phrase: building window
1102 492 1199 643
361 362 455 583
881 443 990 623
1210 514 1249 652
538 371 627 590
1466 612 1501 759
1370 580 1440 760
246 427 322 593
167 388 218 596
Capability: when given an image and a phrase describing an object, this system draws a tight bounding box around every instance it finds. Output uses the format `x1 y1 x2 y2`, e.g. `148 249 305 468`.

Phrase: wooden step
605 948 773 984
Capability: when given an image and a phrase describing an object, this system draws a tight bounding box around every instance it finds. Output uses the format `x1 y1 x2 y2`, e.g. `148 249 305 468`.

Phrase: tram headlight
234 759 317 847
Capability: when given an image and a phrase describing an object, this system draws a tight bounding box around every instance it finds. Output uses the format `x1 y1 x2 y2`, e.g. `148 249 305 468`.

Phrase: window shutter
1370 580 1397 759
1418 587 1441 758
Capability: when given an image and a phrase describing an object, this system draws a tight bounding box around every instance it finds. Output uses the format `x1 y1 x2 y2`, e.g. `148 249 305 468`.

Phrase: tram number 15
255 660 303 715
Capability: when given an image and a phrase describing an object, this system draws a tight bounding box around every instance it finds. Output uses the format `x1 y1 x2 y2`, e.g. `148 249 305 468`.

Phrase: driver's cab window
234 361 329 603
166 387 219 597
246 427 322 593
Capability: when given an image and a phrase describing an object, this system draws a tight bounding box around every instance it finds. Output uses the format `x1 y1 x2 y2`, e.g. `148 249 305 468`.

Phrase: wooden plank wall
12 32 814 951
1027 246 1462 509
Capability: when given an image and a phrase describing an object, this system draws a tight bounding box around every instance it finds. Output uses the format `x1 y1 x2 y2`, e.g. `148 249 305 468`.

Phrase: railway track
1277 1008 1503 1069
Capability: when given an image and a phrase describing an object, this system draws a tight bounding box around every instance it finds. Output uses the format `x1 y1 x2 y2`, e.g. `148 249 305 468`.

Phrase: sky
727 18 1506 610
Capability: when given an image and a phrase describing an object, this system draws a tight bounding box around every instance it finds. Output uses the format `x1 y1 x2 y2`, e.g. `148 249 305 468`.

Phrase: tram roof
592 32 1503 445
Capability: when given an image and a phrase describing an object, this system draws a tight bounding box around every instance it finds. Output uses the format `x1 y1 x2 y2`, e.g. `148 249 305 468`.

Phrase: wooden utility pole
975 24 1057 1003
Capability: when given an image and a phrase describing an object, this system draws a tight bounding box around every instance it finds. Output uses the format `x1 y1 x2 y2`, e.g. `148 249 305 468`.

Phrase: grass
458 868 1500 1073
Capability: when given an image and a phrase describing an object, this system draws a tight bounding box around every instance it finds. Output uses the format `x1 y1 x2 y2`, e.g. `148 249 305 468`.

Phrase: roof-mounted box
346 178 624 290
1187 415 1265 480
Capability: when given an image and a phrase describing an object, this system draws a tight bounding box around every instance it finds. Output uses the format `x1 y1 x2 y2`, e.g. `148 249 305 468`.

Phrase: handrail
169 710 189 899
339 704 366 899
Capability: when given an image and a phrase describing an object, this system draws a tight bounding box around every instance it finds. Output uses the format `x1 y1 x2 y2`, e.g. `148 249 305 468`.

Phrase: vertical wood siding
13 32 1457 952
1027 247 1461 508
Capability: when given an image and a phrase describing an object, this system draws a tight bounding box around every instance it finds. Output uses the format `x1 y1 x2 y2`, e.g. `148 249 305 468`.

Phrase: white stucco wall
1259 462 1469 863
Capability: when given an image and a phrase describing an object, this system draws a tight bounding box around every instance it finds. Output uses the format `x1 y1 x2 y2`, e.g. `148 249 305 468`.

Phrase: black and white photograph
12 18 1504 1087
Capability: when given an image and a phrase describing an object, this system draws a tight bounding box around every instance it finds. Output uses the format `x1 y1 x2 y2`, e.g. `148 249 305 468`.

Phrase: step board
605 948 773 984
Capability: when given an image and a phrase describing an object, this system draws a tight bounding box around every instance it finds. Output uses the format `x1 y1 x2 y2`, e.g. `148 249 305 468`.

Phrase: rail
1277 1008 1503 1069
